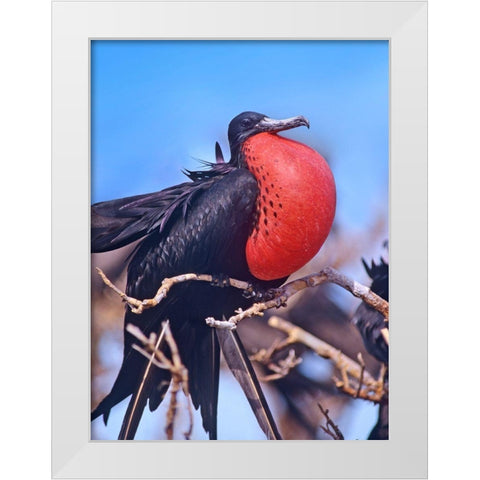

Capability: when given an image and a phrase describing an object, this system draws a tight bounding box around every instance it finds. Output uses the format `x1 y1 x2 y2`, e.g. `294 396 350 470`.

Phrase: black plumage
351 255 389 440
351 257 389 364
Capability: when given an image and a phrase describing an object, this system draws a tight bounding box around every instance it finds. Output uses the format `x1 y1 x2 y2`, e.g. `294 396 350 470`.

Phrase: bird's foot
242 285 279 302
209 273 231 288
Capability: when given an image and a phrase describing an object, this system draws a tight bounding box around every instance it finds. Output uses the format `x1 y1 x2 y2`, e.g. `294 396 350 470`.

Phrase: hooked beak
254 115 310 134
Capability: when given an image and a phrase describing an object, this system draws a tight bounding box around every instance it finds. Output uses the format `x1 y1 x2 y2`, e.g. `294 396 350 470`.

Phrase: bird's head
227 111 310 163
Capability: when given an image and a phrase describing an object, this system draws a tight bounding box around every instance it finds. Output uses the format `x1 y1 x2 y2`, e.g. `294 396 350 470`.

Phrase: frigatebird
91 112 336 439
352 256 389 439
352 257 389 365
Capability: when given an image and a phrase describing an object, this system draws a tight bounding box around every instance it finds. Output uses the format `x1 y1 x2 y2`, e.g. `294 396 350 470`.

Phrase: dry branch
97 266 388 404
267 316 387 403
355 353 366 399
250 347 303 382
381 327 390 346
318 402 344 440
268 316 375 386
96 268 251 314
208 266 388 328
96 266 388 323
126 322 193 439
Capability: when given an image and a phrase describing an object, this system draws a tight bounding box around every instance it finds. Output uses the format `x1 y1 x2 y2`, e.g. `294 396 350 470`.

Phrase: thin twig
375 363 389 402
268 316 376 387
250 348 303 382
127 322 194 439
355 353 365 399
332 374 385 403
318 402 344 440
381 327 390 345
267 316 386 403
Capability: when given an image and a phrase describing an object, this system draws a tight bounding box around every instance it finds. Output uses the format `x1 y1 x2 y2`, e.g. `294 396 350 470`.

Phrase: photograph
90 39 389 441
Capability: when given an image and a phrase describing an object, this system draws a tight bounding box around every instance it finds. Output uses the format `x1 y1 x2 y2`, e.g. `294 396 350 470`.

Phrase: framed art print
52 1 427 478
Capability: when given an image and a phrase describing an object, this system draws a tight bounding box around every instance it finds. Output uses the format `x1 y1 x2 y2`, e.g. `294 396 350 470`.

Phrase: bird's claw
210 273 231 288
242 286 278 302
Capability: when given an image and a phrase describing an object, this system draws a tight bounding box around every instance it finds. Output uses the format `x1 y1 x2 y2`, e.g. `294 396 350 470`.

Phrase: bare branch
126 322 193 439
267 316 387 403
381 327 390 345
96 266 388 322
268 316 376 387
98 267 389 405
250 348 303 382
318 402 344 440
355 353 365 399
374 363 389 402
207 268 388 329
277 267 389 318
97 268 250 314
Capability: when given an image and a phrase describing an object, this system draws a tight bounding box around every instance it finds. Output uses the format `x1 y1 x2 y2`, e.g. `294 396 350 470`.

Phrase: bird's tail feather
172 321 220 440
91 359 140 425
216 328 282 440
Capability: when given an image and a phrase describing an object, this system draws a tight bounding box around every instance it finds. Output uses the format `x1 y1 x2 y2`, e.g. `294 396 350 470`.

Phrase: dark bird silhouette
352 257 389 365
352 255 389 439
91 112 336 439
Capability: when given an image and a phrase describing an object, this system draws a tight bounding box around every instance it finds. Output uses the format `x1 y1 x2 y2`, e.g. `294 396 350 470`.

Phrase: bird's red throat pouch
243 133 336 280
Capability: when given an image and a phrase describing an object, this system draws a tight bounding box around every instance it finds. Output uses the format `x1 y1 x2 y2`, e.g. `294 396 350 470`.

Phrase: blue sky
91 40 389 440
91 40 388 229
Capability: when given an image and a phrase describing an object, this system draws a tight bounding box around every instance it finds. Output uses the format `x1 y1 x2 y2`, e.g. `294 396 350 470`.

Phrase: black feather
352 257 389 364
215 142 225 163
216 328 282 440
352 255 389 440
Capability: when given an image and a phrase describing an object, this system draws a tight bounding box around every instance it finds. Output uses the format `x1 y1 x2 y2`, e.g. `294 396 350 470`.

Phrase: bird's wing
91 178 221 253
91 162 239 253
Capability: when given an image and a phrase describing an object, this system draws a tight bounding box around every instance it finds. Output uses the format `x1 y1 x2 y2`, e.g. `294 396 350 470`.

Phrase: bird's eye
241 119 251 128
